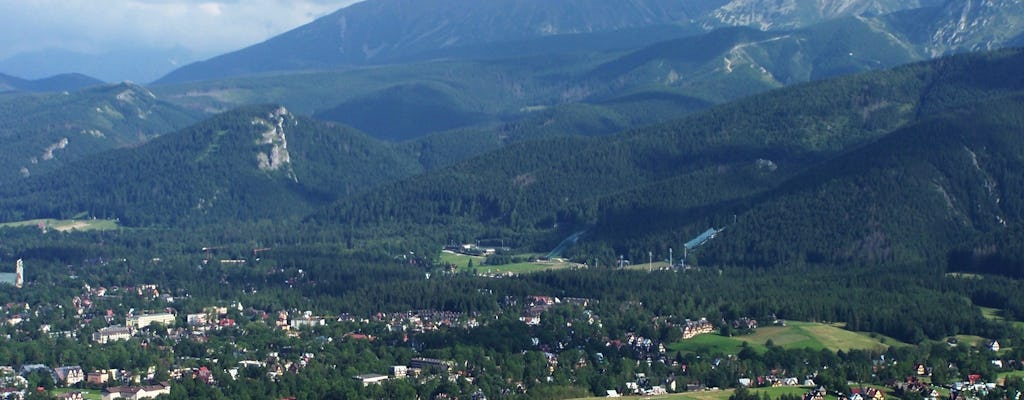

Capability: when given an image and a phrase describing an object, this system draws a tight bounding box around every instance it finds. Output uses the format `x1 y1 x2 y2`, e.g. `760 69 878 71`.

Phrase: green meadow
669 321 904 355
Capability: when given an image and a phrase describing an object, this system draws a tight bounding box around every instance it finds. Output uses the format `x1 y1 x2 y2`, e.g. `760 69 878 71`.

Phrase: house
87 371 109 385
988 341 1000 352
0 388 24 399
410 357 452 372
353 374 389 387
101 382 171 400
865 387 886 400
390 365 407 378
54 366 85 386
915 364 928 376
19 364 51 377
804 386 827 400
289 315 325 330
55 391 84 400
92 326 132 344
681 318 714 339
186 313 208 326
196 367 215 385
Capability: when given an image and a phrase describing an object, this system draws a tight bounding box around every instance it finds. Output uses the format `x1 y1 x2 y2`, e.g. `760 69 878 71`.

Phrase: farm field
669 321 904 355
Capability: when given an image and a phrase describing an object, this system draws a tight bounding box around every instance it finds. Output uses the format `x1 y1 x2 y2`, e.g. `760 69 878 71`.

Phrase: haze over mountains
0 0 1023 274
155 0 1007 84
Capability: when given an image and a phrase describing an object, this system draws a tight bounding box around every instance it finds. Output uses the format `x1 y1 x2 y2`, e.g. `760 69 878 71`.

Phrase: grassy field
439 251 485 269
952 334 988 347
669 321 903 355
476 259 584 275
624 261 673 271
0 218 119 232
1000 370 1024 379
439 251 585 275
980 307 1024 331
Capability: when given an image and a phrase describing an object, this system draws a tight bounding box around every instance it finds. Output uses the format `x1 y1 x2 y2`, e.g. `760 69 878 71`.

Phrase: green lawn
476 259 583 275
952 334 988 347
439 250 585 275
670 321 902 355
1000 370 1024 379
980 307 1024 331
624 261 673 271
439 251 485 269
0 218 119 232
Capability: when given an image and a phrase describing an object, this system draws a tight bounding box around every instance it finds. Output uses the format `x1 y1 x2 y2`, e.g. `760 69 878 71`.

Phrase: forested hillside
0 106 421 226
316 48 1024 268
632 95 1024 268
0 83 199 182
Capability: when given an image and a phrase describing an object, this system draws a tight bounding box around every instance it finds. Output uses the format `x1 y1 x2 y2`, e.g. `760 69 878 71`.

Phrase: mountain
312 48 1024 266
882 0 1024 57
152 18 924 143
150 0 1024 147
0 83 199 182
0 72 104 93
154 0 706 83
696 95 1024 268
582 18 920 103
312 82 492 142
0 47 205 84
705 0 945 30
0 106 422 226
156 0 950 84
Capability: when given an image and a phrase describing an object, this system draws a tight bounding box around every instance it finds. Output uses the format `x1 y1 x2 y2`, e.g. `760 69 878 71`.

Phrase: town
0 256 1022 400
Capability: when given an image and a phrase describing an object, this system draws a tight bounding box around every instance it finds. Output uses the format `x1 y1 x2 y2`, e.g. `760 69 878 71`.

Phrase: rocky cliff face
925 0 1024 56
707 0 944 29
253 106 297 182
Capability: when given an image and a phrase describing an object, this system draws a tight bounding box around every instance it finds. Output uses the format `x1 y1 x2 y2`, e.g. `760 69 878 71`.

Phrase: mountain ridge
0 105 422 226
156 0 957 84
0 72 105 93
0 82 199 182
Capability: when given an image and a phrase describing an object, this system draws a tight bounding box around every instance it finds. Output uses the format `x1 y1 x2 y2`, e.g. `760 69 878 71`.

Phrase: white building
101 383 171 400
127 313 175 329
354 373 389 386
92 326 133 344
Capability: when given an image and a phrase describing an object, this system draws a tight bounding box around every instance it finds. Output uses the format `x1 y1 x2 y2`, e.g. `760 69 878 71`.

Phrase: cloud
0 0 363 59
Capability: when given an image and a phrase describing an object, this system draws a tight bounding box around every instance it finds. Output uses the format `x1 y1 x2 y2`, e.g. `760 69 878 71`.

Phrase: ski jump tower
15 259 23 289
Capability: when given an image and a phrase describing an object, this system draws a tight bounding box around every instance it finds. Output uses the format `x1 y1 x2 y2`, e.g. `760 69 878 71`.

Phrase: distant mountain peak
0 72 105 93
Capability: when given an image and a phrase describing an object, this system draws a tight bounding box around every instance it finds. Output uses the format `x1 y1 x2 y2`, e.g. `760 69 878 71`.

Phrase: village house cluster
0 269 1019 400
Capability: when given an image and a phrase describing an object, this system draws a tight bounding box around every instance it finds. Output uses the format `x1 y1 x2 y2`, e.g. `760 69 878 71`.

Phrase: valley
0 1 1023 399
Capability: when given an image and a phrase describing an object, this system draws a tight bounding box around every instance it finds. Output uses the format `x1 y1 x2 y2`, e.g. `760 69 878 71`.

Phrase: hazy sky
0 0 363 60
